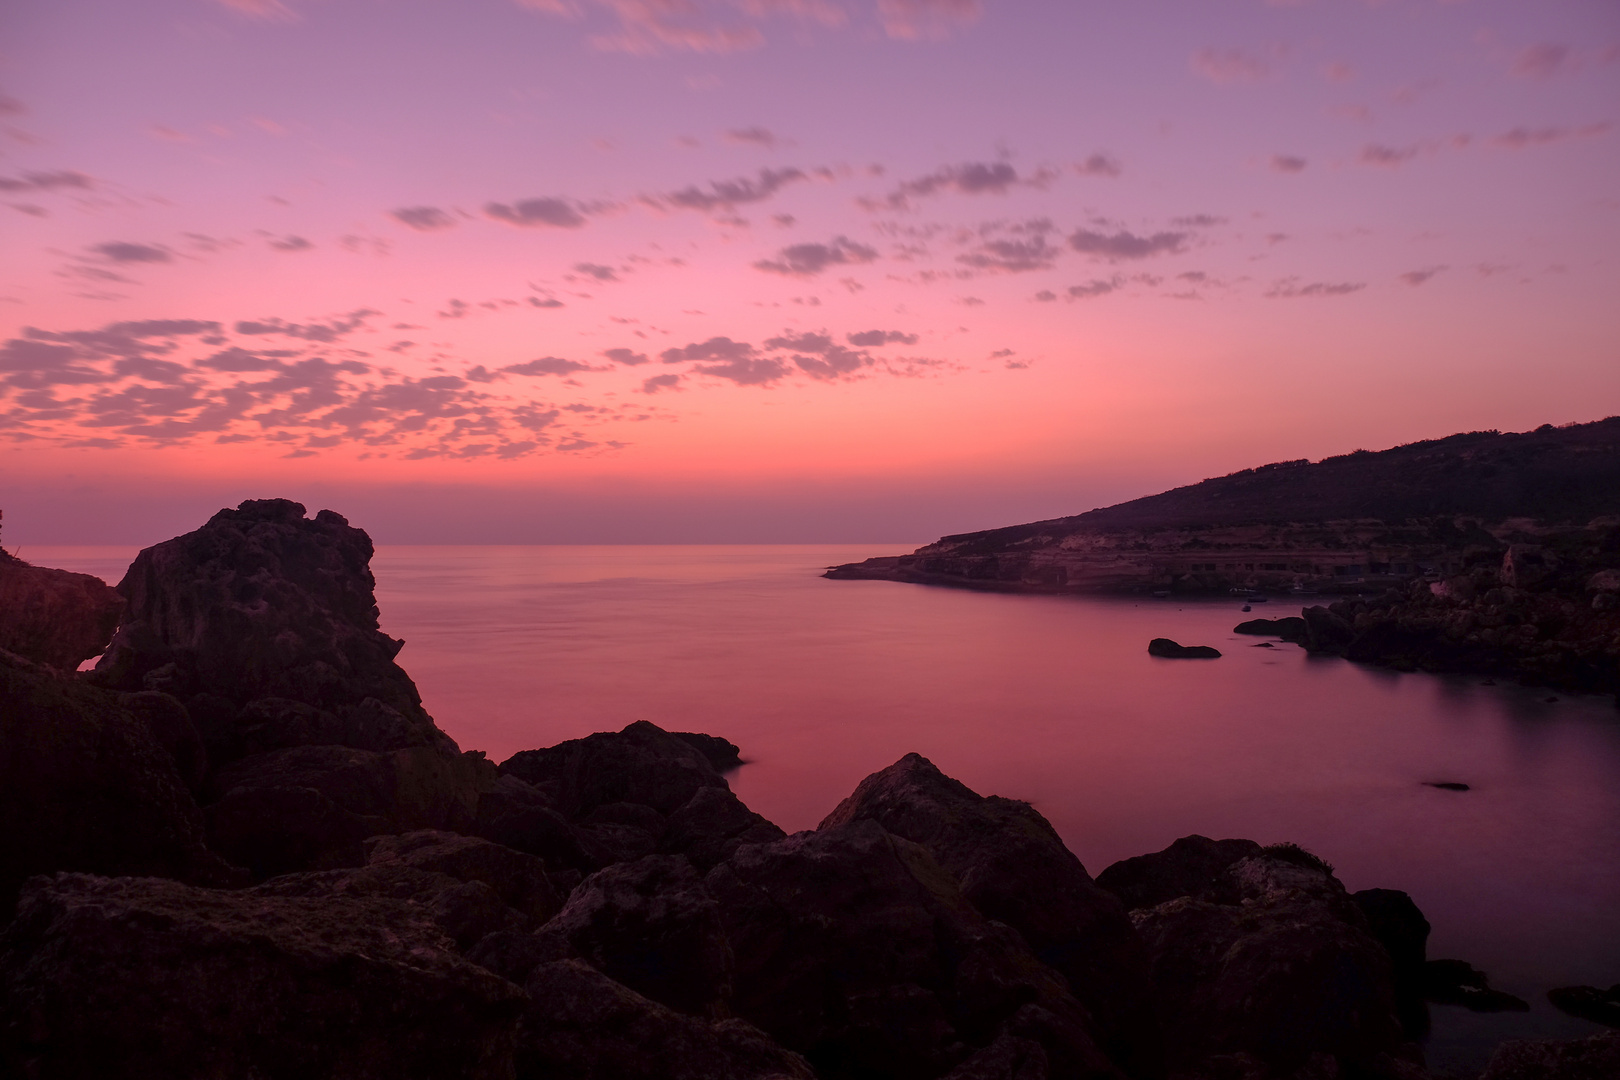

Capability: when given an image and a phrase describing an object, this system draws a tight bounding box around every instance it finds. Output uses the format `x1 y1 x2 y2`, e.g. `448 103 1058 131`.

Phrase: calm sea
36 544 1620 1077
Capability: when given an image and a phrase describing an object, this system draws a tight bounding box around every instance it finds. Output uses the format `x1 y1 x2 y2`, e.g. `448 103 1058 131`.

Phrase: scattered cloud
267 235 313 252
957 233 1062 273
1066 277 1122 299
1068 229 1188 261
650 167 810 214
660 336 756 364
754 235 878 275
1264 278 1365 298
90 242 172 264
484 197 589 228
847 329 918 346
234 311 375 341
603 347 649 365
391 206 457 231
1191 45 1283 85
1359 143 1422 168
1512 42 1570 80
573 262 620 281
725 126 779 147
1073 154 1122 178
878 0 981 41
1489 122 1610 150
862 161 1051 211
1398 266 1446 287
641 372 682 393
762 331 873 379
0 170 92 193
502 356 599 377
585 0 765 55
1269 154 1307 173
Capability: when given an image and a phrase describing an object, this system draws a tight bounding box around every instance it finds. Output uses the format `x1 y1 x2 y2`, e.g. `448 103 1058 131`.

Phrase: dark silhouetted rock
1302 606 1356 654
1480 1030 1620 1080
123 689 208 793
1095 835 1264 911
517 959 814 1080
1423 958 1530 1012
0 873 525 1080
674 731 744 771
1233 616 1307 643
705 818 1120 1080
367 830 561 924
1547 984 1620 1028
500 720 729 819
660 786 786 872
1355 888 1432 1036
0 554 124 671
530 854 733 1018
473 773 596 879
820 753 1158 1078
940 1033 1050 1080
1147 638 1221 659
1425 781 1471 792
89 498 454 759
0 650 233 915
1128 846 1408 1077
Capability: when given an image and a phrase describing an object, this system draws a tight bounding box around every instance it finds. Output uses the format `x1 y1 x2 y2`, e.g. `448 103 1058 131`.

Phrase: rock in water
1547 984 1620 1029
1147 638 1221 659
0 552 124 671
820 752 1159 1078
1233 616 1308 644
0 873 525 1079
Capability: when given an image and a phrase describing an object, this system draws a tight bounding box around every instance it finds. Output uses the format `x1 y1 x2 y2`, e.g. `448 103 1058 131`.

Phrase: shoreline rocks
1147 638 1221 659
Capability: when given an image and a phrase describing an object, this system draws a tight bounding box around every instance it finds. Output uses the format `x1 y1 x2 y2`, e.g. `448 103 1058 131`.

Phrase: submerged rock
0 873 525 1080
1146 638 1221 659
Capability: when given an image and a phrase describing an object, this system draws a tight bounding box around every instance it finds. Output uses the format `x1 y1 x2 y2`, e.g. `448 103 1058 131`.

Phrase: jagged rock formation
0 550 123 671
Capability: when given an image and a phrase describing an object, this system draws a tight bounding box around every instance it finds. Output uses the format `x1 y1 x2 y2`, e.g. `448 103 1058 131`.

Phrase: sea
34 543 1620 1078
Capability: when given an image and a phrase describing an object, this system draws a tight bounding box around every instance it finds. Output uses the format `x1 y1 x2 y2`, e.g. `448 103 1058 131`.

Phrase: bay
35 543 1620 1076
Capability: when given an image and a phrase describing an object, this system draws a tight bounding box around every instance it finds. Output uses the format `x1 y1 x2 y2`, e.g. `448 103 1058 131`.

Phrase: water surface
39 544 1620 1077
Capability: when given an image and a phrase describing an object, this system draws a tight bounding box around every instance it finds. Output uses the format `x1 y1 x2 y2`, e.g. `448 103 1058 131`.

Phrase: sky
2 0 1617 544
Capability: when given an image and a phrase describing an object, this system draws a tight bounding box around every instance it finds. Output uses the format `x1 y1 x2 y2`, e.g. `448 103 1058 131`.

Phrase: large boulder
0 873 525 1080
0 649 231 915
1123 844 1409 1077
89 498 453 760
516 959 814 1080
1480 1030 1620 1080
705 819 1120 1080
820 754 1158 1077
1095 835 1263 911
499 720 731 819
0 553 124 671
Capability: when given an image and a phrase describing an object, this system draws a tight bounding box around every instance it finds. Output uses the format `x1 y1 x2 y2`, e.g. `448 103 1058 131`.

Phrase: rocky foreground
2 499 1616 1080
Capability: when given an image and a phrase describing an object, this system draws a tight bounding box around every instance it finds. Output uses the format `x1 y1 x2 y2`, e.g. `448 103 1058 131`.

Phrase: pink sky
2 0 1617 543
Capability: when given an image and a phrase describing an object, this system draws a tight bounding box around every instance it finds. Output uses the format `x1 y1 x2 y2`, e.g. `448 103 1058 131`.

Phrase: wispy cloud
391 206 458 231
877 0 981 41
1191 45 1283 85
1068 229 1188 261
754 236 878 275
1264 278 1364 298
1512 42 1571 80
861 161 1053 211
484 197 590 228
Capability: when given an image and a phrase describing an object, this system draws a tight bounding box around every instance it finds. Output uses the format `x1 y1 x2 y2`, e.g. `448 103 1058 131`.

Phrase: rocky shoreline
2 500 1616 1079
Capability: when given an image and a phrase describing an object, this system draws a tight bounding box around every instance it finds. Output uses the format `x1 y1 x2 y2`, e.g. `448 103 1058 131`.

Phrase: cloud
484 197 588 228
0 170 92 193
863 161 1042 211
957 234 1062 273
1264 278 1365 298
659 336 756 364
90 242 171 264
691 356 788 385
503 356 597 376
573 262 620 282
1191 46 1280 85
1489 122 1610 150
878 0 981 41
1269 154 1307 173
391 206 457 231
641 373 681 393
762 331 873 380
1034 290 1057 302
847 329 918 346
1398 266 1446 287
650 167 809 213
1068 229 1187 262
267 235 313 252
587 0 764 55
214 0 299 20
1359 143 1421 168
603 347 649 365
1073 154 1121 178
1067 278 1122 299
528 296 565 309
754 236 878 275
725 126 778 147
1513 42 1570 80
233 311 375 341
1170 214 1223 228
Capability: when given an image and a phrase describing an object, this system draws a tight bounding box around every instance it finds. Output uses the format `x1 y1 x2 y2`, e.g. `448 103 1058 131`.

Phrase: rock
516 959 814 1080
89 498 455 761
473 773 596 878
123 689 209 793
940 1033 1050 1080
204 744 488 878
1095 835 1263 911
1302 606 1356 654
674 731 745 771
1424 781 1470 792
1422 958 1530 1012
1147 638 1221 659
530 854 733 1018
0 873 525 1079
1354 888 1432 1036
705 818 1120 1080
660 786 786 872
1587 570 1620 594
1480 1030 1620 1080
366 830 561 923
499 720 730 819
1547 984 1620 1028
0 649 233 915
1233 617 1308 643
820 753 1158 1078
0 554 124 671
1502 545 1557 589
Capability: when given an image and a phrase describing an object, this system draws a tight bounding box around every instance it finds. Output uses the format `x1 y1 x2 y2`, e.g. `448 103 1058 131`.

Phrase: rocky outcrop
1100 838 1416 1079
705 818 1121 1080
1233 616 1307 643
0 873 526 1080
1146 638 1220 659
1547 983 1620 1028
820 753 1158 1078
1480 1030 1620 1080
0 554 124 671
0 649 233 916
